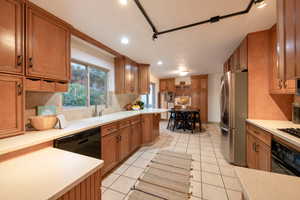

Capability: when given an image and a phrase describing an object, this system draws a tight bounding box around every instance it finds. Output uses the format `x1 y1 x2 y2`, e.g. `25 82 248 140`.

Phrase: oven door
272 155 296 176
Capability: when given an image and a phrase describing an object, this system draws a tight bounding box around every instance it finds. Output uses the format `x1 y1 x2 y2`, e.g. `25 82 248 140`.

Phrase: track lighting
255 0 267 8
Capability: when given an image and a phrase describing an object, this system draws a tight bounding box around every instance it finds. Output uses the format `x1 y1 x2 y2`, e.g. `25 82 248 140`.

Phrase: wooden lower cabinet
101 129 119 174
56 169 101 200
246 123 271 171
0 74 24 138
101 114 160 175
131 121 142 152
119 125 131 161
246 133 257 169
141 114 154 144
256 139 271 171
153 113 161 139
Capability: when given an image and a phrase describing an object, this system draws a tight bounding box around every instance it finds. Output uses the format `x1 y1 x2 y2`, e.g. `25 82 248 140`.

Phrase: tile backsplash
25 91 139 125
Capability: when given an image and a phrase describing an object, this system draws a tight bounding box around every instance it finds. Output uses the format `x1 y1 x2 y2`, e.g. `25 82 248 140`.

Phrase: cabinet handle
116 135 120 142
28 57 33 68
255 144 259 152
278 80 283 89
17 83 23 96
283 80 287 89
17 55 23 66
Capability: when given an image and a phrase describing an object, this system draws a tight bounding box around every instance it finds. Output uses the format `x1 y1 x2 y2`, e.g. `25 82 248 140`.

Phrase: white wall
71 36 115 91
208 73 222 123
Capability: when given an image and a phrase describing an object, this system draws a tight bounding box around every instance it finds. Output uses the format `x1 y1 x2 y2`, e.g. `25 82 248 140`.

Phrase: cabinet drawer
101 123 118 137
41 80 55 92
119 119 131 129
25 78 41 91
55 82 69 92
247 123 271 146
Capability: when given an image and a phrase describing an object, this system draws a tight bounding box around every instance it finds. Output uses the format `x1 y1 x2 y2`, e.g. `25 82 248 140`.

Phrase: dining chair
167 110 176 130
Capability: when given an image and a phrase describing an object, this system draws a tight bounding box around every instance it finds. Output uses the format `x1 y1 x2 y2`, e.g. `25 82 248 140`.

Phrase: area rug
127 150 193 200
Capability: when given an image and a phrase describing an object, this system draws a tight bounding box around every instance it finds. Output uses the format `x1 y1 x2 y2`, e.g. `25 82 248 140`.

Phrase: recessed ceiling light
121 37 129 45
119 0 128 5
179 71 189 76
157 61 163 65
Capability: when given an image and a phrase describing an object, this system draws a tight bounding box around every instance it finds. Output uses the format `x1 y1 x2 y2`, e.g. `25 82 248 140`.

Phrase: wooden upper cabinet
277 0 300 80
159 78 175 92
0 74 24 138
269 24 295 94
131 61 139 94
239 37 248 71
26 3 71 81
0 0 24 75
115 56 142 94
159 79 167 92
139 64 150 94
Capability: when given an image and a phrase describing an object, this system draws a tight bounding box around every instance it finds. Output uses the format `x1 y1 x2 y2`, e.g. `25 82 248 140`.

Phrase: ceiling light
179 71 189 76
255 0 267 9
119 0 128 5
121 37 129 45
157 61 163 65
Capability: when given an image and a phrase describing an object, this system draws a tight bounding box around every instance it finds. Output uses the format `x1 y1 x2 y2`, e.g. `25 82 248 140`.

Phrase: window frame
63 59 109 109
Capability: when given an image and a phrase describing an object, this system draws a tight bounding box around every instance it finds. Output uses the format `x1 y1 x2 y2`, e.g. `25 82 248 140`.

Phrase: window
63 61 108 107
141 83 156 108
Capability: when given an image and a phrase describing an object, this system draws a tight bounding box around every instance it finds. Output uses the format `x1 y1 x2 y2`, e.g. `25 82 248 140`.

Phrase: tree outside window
63 61 108 107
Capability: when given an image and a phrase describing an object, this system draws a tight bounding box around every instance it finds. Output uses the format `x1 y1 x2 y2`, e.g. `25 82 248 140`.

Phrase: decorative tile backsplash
25 91 139 125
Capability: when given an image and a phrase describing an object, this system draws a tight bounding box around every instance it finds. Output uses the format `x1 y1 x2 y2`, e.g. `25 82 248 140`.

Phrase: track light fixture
134 0 261 40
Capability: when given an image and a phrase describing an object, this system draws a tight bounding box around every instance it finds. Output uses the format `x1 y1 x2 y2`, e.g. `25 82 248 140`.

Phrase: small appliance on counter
292 102 300 124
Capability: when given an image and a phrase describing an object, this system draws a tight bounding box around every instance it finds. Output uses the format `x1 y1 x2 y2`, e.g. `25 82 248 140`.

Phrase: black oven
271 140 300 177
54 127 101 159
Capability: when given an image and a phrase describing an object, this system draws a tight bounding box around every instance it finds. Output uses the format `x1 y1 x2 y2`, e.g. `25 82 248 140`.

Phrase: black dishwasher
54 127 101 159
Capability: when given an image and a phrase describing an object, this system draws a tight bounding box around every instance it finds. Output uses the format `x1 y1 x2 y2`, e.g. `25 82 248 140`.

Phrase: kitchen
0 0 300 200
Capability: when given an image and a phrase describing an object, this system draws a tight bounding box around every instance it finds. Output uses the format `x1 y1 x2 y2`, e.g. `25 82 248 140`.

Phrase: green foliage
63 83 87 106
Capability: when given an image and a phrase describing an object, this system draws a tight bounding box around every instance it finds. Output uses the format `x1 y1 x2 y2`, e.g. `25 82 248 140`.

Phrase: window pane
63 63 88 107
89 67 107 105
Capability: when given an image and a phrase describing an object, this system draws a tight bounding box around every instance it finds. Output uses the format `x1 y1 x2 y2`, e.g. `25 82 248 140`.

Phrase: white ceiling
30 0 276 78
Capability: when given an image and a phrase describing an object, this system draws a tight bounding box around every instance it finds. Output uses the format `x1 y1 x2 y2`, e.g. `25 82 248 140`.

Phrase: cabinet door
131 122 142 152
131 63 139 94
119 126 131 161
246 133 257 169
0 74 24 138
167 78 175 92
142 114 153 144
191 78 200 92
277 0 299 80
101 131 119 173
160 79 167 92
26 5 70 81
153 114 160 140
239 37 248 71
0 0 24 75
139 64 150 94
124 59 132 93
256 139 271 171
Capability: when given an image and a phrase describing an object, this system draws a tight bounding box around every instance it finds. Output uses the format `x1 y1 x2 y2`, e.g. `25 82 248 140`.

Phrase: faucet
94 105 104 117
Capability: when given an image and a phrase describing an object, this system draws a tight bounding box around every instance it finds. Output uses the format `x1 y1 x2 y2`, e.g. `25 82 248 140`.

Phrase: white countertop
235 167 300 200
246 119 300 148
0 147 103 200
0 109 167 156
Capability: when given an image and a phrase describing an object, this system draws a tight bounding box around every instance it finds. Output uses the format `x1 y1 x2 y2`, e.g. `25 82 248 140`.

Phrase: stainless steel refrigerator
220 71 248 166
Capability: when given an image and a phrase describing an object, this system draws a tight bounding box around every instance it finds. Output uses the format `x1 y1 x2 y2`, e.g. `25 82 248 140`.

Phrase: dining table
167 109 202 133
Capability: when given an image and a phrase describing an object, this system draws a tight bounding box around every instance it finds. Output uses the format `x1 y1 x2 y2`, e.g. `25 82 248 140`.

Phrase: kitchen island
235 166 300 200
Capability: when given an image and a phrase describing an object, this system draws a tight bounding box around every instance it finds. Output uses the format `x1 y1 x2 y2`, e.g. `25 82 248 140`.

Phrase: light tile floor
102 122 243 200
